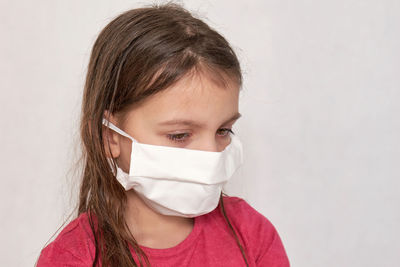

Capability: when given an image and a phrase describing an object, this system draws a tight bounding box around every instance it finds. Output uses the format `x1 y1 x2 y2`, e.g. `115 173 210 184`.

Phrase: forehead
127 72 240 126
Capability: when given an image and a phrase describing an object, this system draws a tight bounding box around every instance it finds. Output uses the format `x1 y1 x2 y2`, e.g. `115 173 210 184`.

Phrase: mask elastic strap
102 118 137 142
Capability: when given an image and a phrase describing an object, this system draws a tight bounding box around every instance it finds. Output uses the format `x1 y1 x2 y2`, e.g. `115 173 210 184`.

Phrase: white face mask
102 118 244 218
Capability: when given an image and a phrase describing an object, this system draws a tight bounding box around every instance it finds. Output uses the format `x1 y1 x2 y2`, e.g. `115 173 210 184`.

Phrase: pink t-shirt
37 196 290 266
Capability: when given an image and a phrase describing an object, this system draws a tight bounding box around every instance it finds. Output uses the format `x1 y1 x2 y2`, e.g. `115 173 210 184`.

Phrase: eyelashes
167 128 235 143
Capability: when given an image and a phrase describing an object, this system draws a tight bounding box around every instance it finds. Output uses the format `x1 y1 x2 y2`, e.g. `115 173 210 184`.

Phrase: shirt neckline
134 214 204 257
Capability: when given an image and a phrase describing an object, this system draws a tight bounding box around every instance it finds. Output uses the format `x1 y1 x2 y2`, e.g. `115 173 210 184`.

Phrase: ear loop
102 118 137 142
103 118 135 177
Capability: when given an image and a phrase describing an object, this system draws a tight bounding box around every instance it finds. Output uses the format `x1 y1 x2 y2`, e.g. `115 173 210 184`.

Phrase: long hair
78 3 248 266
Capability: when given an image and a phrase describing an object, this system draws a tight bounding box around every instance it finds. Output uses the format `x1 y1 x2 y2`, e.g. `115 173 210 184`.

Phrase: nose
196 136 231 152
199 142 218 152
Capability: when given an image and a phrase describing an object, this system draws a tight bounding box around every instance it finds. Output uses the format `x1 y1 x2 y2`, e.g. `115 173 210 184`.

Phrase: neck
124 189 194 249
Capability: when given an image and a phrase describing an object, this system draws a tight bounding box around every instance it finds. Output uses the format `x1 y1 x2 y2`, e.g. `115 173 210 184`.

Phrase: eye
167 133 191 143
217 128 235 137
166 128 235 143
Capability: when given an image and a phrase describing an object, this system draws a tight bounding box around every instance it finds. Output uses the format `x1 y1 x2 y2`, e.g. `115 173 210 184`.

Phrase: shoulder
221 195 275 233
220 195 290 266
37 213 95 266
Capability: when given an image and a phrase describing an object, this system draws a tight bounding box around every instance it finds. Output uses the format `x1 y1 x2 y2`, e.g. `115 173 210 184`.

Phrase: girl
37 3 290 267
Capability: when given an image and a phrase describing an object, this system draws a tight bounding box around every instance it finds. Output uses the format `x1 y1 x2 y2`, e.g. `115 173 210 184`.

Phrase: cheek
213 137 231 153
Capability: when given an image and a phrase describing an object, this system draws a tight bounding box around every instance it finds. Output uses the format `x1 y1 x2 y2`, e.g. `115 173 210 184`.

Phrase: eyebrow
158 112 242 127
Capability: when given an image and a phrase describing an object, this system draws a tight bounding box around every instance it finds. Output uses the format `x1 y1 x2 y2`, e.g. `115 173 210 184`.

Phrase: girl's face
105 72 241 173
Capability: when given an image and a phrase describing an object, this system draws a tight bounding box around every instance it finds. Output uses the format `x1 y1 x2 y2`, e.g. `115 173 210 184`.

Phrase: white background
1 0 399 266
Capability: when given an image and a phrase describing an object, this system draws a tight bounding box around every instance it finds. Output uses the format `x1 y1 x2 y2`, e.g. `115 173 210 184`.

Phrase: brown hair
78 2 248 266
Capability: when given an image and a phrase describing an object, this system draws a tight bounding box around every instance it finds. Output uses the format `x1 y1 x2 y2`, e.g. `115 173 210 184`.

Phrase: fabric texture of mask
103 118 244 218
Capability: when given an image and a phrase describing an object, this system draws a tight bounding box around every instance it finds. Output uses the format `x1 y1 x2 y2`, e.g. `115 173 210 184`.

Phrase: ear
102 110 121 158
